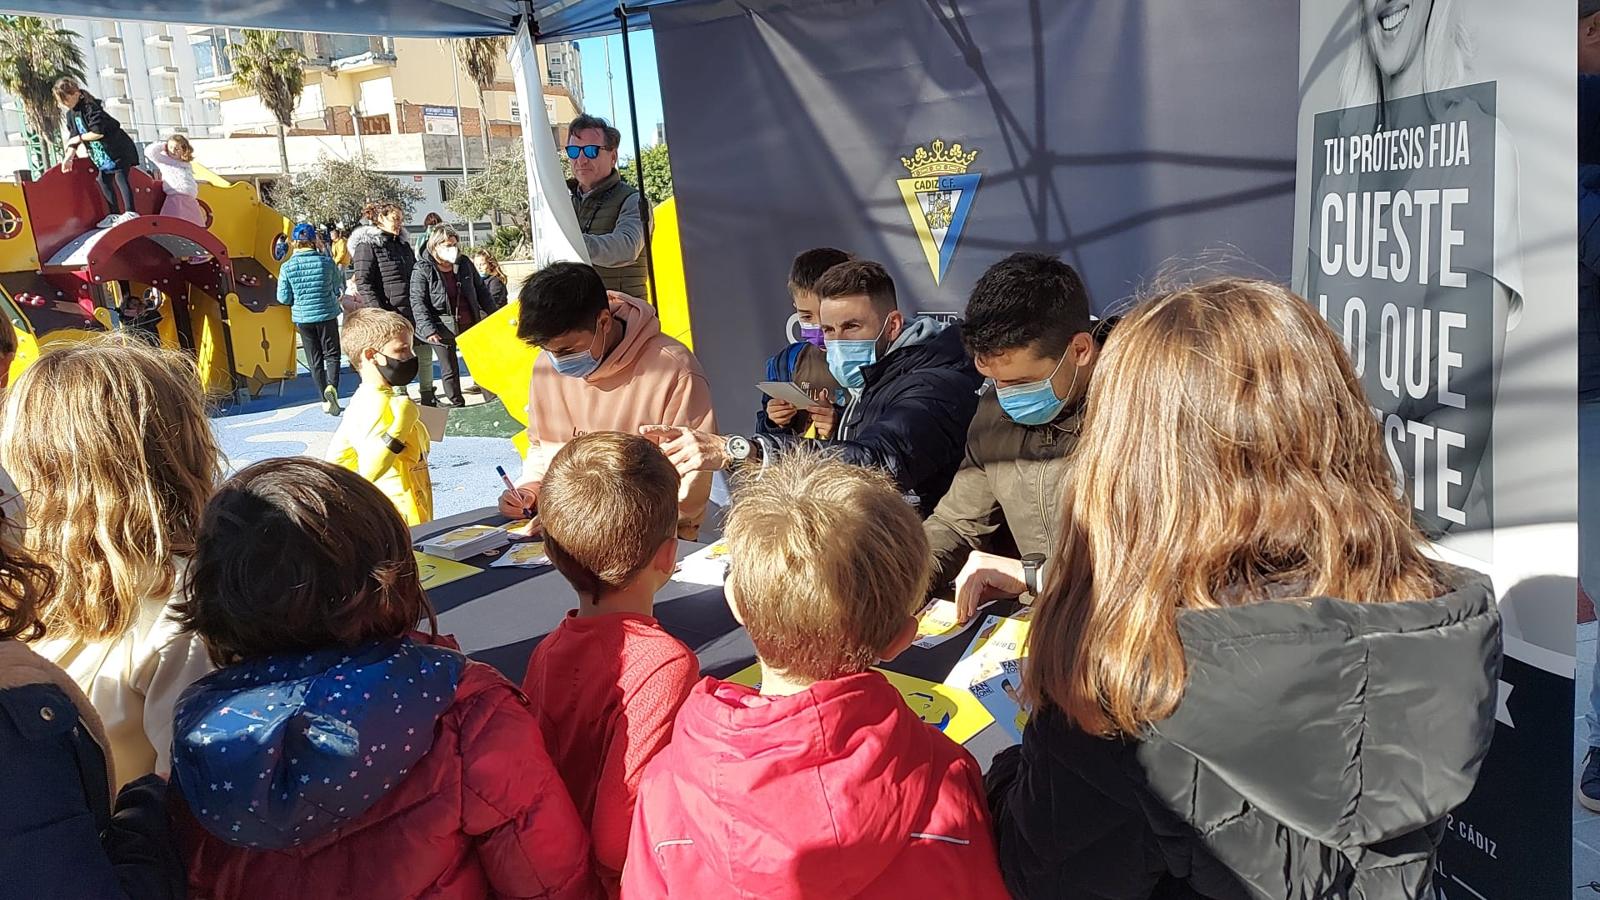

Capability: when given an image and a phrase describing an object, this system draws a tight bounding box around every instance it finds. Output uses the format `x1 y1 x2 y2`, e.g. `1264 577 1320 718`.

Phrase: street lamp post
449 51 475 247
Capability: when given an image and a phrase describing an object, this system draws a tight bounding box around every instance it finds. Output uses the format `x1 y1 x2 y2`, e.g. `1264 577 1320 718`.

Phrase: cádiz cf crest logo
898 139 981 285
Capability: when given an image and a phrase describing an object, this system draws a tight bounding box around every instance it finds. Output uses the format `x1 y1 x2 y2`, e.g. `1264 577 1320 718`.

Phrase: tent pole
614 4 658 308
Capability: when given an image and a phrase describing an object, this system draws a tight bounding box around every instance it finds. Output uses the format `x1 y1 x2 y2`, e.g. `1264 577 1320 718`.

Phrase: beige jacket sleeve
132 595 214 777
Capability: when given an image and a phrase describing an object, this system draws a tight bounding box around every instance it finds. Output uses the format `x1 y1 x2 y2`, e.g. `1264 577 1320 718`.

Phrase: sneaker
321 386 342 417
463 384 483 394
1581 747 1600 812
95 214 119 228
438 396 464 409
117 211 140 223
418 392 438 407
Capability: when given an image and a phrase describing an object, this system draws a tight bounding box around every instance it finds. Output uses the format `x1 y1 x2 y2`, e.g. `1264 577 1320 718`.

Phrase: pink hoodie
521 293 717 537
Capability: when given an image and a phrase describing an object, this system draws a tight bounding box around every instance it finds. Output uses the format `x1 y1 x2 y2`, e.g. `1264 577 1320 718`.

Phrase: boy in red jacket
522 433 699 896
167 457 599 900
623 454 1009 900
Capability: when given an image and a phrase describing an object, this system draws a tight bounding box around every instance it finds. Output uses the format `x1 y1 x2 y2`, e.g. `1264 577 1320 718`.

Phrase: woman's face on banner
1363 0 1432 78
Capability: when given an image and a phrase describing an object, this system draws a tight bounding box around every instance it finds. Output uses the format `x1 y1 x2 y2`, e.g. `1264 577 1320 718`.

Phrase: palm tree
452 37 507 159
228 29 304 178
0 16 85 167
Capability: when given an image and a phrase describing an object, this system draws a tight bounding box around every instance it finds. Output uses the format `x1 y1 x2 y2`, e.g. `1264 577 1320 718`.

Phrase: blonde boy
623 454 1009 899
521 432 699 897
325 309 433 525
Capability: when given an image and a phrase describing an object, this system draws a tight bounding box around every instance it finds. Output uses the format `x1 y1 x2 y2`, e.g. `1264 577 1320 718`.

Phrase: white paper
418 403 447 443
757 381 816 408
490 542 552 568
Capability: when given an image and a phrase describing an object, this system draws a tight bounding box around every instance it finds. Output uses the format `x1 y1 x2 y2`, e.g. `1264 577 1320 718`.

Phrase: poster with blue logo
1292 2 1576 897
652 0 1299 429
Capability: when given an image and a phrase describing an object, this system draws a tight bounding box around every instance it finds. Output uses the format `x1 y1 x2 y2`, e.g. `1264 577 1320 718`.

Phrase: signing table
414 508 1020 768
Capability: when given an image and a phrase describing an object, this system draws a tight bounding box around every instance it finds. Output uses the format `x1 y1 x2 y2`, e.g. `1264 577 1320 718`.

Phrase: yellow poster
943 613 1032 690
414 552 480 591
727 662 993 744
911 598 965 649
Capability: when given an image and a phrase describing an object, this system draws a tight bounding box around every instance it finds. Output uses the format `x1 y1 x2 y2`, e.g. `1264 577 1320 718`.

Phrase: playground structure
0 160 297 400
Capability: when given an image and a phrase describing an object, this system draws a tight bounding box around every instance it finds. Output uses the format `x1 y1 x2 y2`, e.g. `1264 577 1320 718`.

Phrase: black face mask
373 351 419 386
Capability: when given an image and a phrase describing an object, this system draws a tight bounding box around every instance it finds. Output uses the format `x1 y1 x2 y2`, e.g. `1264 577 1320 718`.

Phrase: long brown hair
0 335 219 642
0 491 56 643
474 247 504 279
1024 277 1441 736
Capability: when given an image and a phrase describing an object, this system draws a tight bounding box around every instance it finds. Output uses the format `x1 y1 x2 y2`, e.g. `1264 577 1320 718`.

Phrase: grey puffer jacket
986 563 1501 900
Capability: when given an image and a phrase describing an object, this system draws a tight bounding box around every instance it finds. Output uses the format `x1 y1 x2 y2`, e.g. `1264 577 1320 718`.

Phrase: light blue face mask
825 316 889 390
548 315 606 379
996 346 1078 426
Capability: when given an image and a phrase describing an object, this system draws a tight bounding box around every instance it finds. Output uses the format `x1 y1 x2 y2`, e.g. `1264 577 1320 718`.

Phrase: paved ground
213 364 524 521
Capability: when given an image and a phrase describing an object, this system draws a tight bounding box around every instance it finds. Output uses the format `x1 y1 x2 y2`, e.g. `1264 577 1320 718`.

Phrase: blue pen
496 465 533 518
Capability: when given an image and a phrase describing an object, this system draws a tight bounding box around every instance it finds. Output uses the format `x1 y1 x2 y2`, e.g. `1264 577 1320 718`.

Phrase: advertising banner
1291 3 1577 896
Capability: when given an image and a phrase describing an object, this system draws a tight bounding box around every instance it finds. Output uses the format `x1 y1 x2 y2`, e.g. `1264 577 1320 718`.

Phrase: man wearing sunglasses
566 114 650 297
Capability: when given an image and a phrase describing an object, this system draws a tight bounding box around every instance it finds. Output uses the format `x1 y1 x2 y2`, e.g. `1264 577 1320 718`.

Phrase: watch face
725 436 752 460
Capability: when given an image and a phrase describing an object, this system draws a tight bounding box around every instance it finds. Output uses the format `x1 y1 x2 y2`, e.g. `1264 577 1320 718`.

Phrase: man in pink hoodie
498 262 716 538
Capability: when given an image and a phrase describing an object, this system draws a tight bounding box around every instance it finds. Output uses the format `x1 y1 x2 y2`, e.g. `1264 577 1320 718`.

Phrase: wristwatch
1021 553 1047 595
724 435 755 469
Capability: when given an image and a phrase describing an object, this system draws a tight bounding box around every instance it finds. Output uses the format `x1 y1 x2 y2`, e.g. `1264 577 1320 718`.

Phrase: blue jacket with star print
168 635 599 899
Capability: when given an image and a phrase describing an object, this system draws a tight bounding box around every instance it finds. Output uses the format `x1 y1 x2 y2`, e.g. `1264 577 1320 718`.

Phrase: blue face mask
825 316 889 390
996 347 1078 426
549 316 606 379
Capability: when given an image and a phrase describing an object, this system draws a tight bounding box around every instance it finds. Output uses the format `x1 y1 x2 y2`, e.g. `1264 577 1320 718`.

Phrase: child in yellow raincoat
326 308 433 525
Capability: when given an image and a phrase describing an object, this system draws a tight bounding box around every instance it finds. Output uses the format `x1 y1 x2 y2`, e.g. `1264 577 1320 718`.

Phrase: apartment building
0 17 223 146
189 30 582 151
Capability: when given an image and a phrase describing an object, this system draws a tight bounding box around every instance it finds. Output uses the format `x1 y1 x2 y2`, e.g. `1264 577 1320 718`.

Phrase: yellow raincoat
326 383 433 525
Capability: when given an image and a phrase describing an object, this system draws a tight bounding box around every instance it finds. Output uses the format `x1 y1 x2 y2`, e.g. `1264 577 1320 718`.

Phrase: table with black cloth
415 507 1020 768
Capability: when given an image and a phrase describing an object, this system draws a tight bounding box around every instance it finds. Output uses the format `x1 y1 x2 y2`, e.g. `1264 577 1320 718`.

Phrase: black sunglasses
566 144 604 159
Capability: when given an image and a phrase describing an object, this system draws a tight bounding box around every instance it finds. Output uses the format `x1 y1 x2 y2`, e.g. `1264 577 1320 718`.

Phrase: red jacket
522 611 699 896
621 671 1009 899
173 641 600 900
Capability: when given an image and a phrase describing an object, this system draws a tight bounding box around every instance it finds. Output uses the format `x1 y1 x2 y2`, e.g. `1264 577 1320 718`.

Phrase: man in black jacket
646 260 981 515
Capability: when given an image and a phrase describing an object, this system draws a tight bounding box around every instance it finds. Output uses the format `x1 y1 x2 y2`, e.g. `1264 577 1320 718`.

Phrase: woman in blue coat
277 222 346 415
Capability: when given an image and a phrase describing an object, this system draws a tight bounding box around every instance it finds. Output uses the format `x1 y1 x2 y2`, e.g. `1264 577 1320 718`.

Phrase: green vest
572 171 649 298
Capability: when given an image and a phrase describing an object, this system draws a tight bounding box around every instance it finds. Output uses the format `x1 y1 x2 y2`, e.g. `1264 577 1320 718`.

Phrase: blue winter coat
276 249 343 324
0 639 186 899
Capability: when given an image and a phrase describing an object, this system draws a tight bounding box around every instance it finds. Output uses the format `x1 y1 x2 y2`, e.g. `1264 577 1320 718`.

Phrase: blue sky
574 30 665 159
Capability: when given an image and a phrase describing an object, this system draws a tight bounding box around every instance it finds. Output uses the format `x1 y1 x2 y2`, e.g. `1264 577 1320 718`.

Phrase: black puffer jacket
768 316 981 515
351 230 415 317
409 256 487 343
986 564 1501 900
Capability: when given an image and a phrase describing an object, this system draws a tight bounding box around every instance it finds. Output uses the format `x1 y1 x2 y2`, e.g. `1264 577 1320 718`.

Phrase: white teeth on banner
1380 5 1409 32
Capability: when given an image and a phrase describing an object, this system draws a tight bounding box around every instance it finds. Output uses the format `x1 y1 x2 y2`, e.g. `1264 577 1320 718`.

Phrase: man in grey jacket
566 115 652 297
